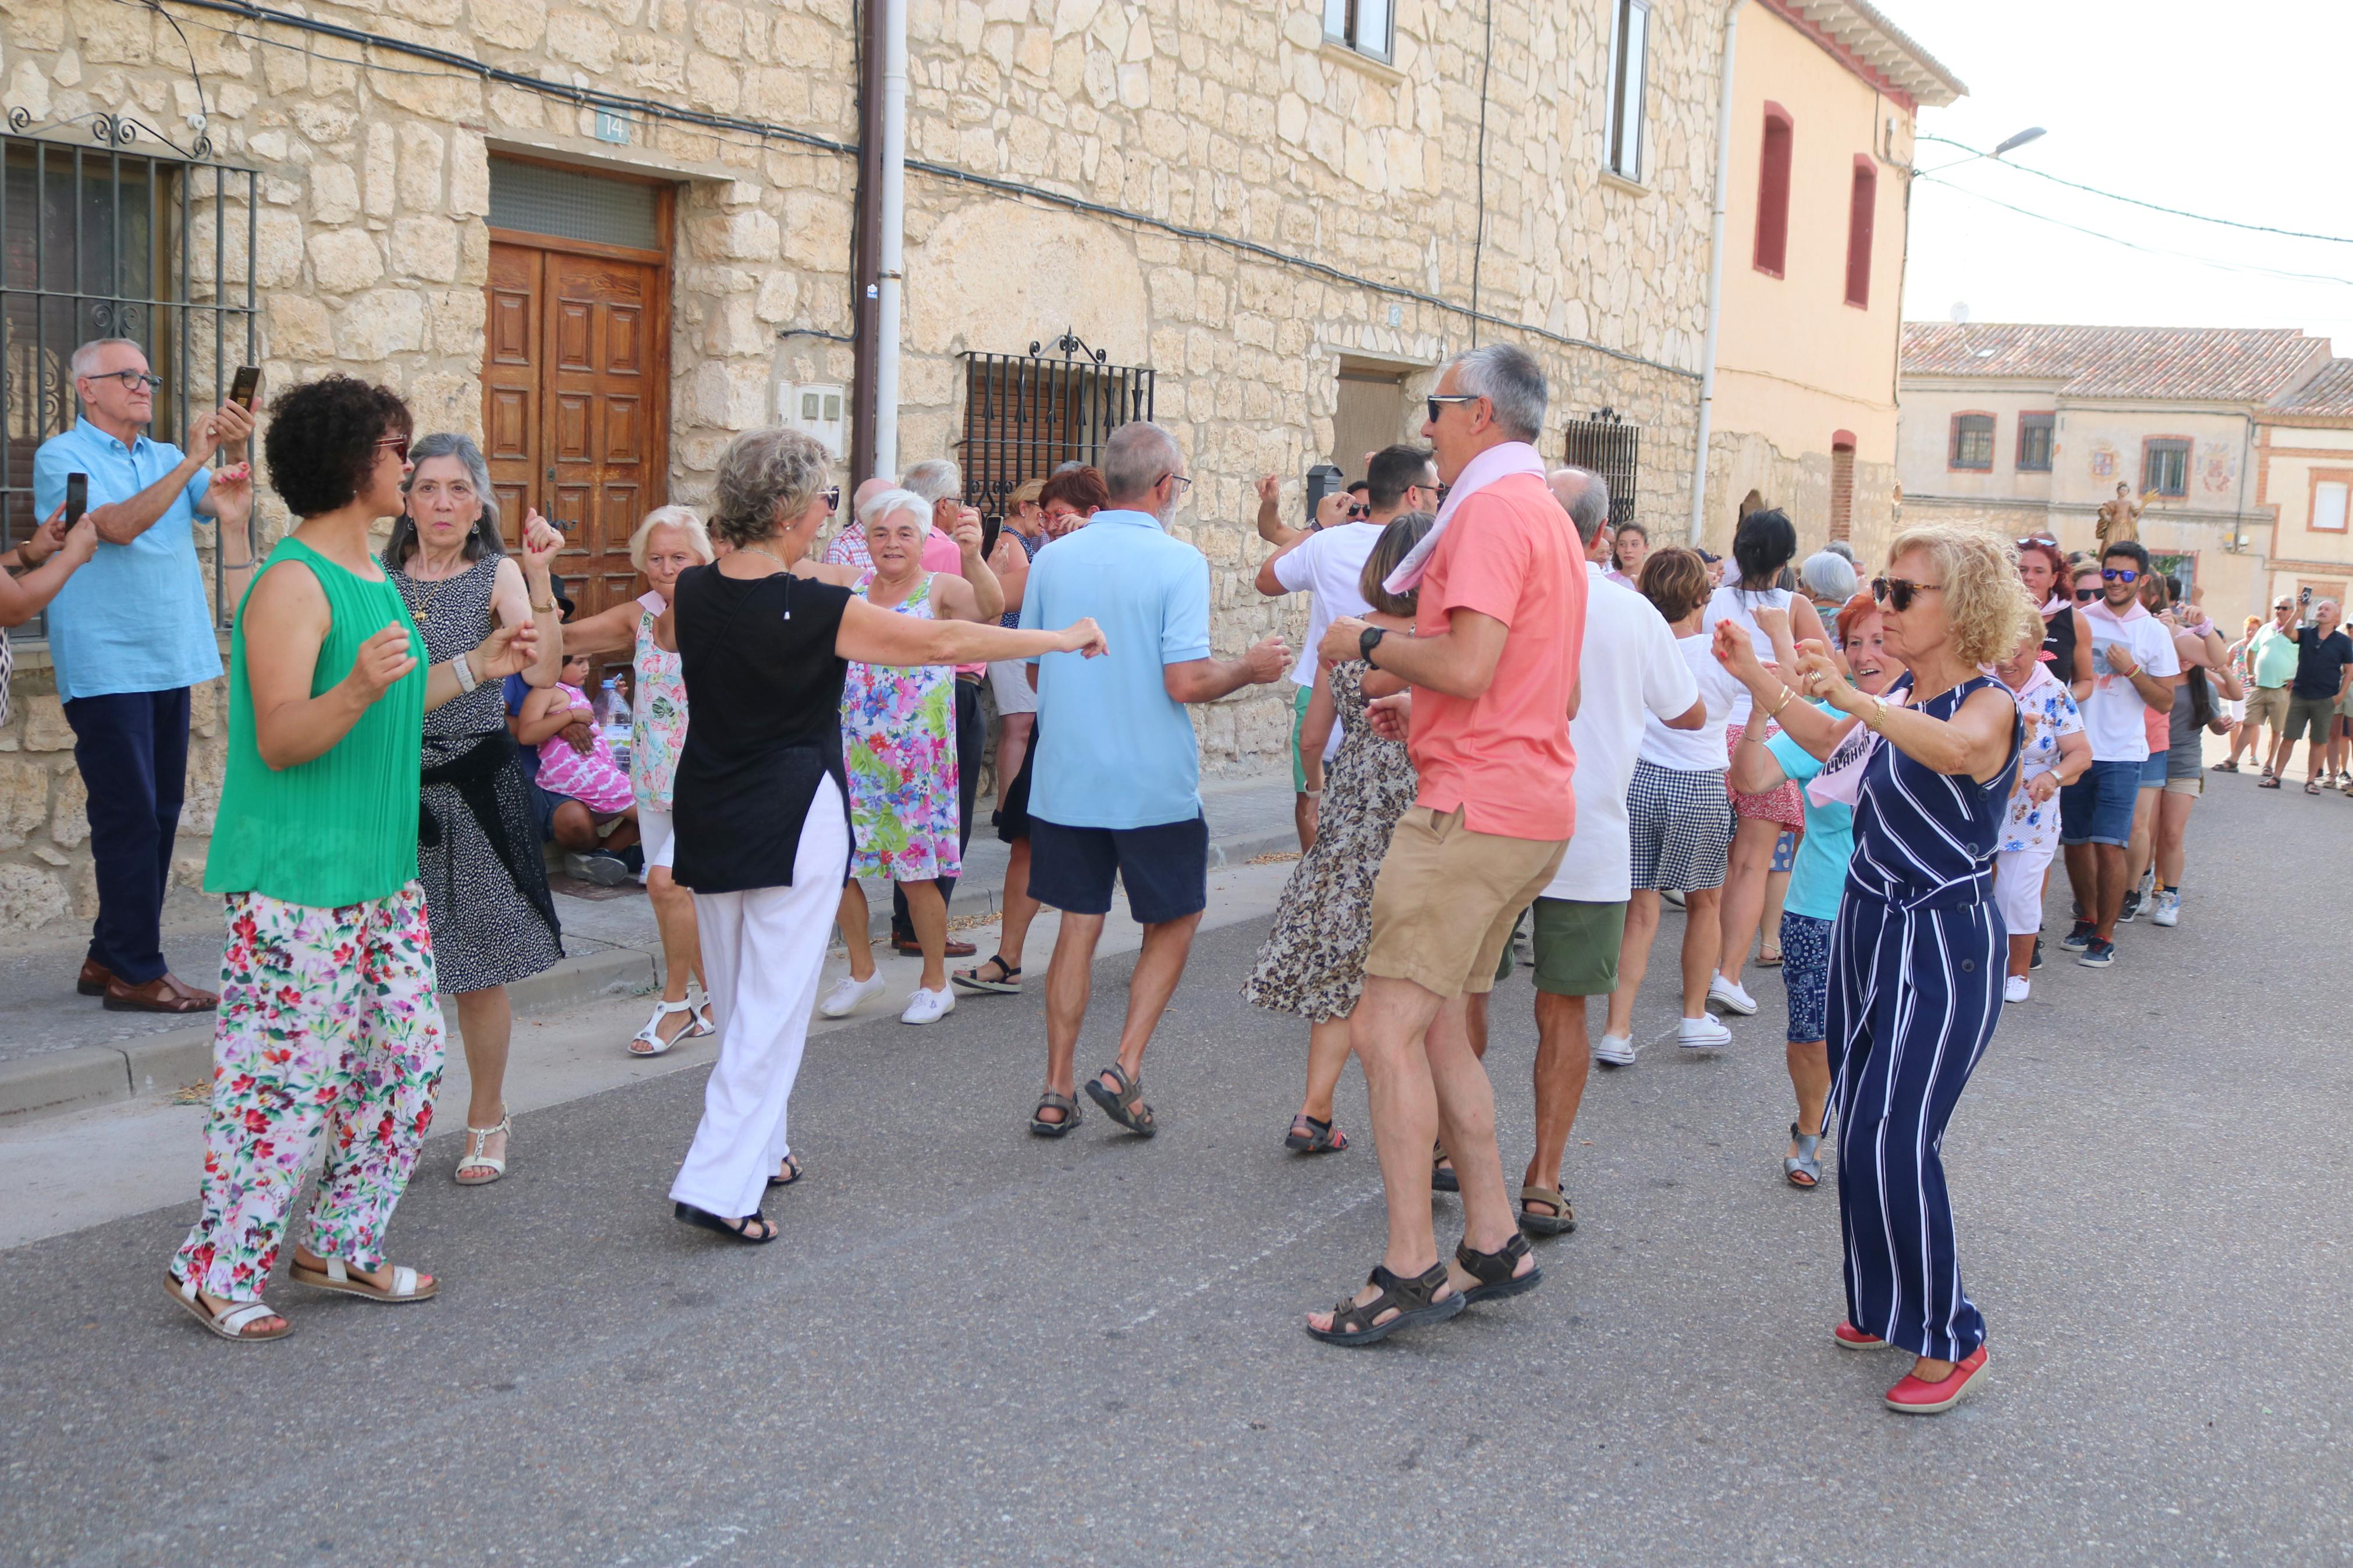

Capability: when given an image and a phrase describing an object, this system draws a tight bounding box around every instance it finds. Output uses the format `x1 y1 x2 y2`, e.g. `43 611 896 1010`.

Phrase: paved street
2 767 2348 1566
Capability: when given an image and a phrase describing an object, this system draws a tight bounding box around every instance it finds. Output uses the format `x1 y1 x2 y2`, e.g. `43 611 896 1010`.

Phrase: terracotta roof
1901 322 2333 404
2269 358 2353 418
1772 1 1967 108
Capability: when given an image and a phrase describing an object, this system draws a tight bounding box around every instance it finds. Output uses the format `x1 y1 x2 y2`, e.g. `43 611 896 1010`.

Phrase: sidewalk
0 771 1300 1122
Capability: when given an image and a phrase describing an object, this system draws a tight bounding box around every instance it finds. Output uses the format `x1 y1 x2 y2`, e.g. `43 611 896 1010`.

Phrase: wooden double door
484 236 670 620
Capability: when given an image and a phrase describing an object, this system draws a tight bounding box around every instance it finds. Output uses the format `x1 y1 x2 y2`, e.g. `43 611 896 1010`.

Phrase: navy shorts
1780 911 1833 1043
2058 758 2139 848
1027 814 1208 925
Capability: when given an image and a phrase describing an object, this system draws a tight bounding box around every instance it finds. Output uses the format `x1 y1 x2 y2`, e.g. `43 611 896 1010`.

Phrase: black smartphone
64 472 87 527
981 514 1002 561
228 364 260 410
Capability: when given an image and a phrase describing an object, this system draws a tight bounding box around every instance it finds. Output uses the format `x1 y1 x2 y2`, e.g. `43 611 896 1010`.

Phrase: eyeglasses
86 368 162 393
1425 393 1480 423
1156 473 1192 494
377 436 410 465
2075 588 2100 603
2102 567 2139 584
1871 576 1944 612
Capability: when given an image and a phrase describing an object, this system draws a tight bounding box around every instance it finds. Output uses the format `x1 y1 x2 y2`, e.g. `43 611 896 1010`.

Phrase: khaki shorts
1362 806 1566 1000
2162 774 2203 797
2245 684 2291 730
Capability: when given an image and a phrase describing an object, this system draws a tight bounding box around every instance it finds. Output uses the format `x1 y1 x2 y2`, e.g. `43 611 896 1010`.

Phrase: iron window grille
1561 408 1641 526
959 334 1155 520
2 115 258 639
2016 413 2054 473
2143 438 2191 498
1949 414 1994 471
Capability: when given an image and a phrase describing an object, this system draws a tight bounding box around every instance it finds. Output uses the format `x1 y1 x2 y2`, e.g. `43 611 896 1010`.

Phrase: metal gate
1561 407 1641 526
958 332 1154 518
2 113 258 635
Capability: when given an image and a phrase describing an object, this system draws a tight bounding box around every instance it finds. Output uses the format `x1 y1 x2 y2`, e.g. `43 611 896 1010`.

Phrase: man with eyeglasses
1255 445 1440 851
2057 539 2178 969
26 337 255 1013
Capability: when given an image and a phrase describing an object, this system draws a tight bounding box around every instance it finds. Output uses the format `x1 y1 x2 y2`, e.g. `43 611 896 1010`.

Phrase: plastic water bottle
600 676 633 772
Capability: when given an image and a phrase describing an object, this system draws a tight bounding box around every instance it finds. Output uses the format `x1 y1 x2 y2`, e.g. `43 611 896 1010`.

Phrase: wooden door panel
555 301 594 370
606 306 643 374
604 396 641 462
489 288 533 364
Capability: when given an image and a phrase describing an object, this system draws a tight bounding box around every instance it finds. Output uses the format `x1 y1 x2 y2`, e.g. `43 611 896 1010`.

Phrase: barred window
958 343 1154 520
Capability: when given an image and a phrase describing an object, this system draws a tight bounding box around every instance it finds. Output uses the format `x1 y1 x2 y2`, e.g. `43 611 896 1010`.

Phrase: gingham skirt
1628 758 1734 892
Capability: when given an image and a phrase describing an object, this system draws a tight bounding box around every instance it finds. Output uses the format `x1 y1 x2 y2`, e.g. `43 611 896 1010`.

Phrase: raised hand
1710 617 1763 680
191 399 257 462
59 511 99 567
1255 474 1280 508
1751 603 1790 641
472 618 540 680
343 624 418 703
1794 640 1858 713
520 509 564 576
1313 490 1349 530
953 507 986 558
1057 616 1109 659
1244 635 1292 684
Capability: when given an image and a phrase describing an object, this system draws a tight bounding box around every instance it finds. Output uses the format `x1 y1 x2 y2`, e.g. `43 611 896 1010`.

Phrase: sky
1870 0 2353 349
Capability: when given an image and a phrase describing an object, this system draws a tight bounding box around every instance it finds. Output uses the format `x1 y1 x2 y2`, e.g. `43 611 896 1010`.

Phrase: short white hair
628 504 713 573
858 486 931 534
1443 343 1546 442
899 460 960 506
70 337 144 379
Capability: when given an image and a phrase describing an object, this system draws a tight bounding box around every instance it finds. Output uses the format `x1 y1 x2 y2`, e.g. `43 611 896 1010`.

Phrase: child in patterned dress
1992 630 2090 1001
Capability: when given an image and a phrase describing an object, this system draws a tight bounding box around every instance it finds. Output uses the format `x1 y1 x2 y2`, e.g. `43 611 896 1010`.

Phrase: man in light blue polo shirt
30 336 254 1012
1016 420 1287 1138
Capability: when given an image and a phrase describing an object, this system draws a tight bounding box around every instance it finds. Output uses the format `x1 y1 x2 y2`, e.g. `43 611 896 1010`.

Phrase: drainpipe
871 0 908 481
849 0 886 484
1688 0 1744 545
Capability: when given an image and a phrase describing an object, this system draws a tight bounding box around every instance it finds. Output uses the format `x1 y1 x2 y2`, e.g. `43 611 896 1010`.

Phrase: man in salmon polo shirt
1304 343 1585 1346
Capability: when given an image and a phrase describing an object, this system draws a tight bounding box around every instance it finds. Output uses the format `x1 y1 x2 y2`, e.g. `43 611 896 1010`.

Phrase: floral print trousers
169 883 444 1303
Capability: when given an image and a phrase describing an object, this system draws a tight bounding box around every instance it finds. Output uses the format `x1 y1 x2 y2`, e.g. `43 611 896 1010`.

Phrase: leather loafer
892 934 977 959
77 958 115 997
1884 1344 1989 1414
104 975 218 1014
1833 1321 1897 1352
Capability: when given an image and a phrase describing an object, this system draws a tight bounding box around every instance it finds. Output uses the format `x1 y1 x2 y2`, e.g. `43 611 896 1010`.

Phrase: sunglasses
2015 535 2059 549
2075 587 2100 602
377 436 410 464
822 485 840 514
2102 567 2139 583
1344 502 1369 519
1425 393 1481 423
1871 576 1944 612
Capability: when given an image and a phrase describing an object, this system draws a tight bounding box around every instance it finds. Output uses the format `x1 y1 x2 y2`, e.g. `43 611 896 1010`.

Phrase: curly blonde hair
710 428 831 549
1884 525 2042 667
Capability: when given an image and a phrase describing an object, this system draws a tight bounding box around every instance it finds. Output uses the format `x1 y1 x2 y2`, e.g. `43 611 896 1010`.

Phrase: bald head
1548 466 1612 550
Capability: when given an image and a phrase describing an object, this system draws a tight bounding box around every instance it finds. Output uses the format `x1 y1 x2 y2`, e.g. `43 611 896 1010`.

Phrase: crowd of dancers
86 337 2240 1418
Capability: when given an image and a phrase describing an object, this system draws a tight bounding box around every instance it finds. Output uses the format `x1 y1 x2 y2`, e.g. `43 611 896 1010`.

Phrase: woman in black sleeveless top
2018 536 2090 701
665 429 1106 1242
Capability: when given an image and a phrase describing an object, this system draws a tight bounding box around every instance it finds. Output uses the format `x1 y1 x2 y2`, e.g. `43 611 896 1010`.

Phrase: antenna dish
1948 301 1971 324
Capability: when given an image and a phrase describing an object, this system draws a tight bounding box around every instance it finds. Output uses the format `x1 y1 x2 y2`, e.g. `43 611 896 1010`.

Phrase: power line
1917 133 2353 247
1918 175 2353 290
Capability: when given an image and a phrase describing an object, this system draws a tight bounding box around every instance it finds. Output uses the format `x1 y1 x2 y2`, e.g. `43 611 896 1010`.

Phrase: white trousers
668 778 849 1221
1993 841 2055 936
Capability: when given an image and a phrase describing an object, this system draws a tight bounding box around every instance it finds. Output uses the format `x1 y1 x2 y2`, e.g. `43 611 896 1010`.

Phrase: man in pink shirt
1307 343 1585 1346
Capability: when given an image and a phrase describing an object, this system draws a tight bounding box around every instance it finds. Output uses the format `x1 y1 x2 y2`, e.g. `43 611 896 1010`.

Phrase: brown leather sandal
1084 1064 1155 1137
1307 1262 1465 1346
1454 1233 1543 1303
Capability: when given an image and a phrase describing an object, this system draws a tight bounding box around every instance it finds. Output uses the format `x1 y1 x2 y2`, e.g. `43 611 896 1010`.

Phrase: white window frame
2313 478 2350 534
1323 0 1394 63
1605 0 1651 182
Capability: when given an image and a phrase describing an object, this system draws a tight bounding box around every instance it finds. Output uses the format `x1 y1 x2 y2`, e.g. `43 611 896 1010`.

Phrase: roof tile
1901 322 2331 404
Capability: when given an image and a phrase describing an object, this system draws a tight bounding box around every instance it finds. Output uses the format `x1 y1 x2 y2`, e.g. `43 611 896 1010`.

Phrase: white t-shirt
1543 567 1702 902
1638 631 1742 772
2080 603 2182 763
1272 522 1384 688
1705 583 1794 724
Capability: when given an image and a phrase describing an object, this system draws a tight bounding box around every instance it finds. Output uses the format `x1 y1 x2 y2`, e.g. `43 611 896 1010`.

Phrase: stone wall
0 0 1725 929
1702 428 1898 570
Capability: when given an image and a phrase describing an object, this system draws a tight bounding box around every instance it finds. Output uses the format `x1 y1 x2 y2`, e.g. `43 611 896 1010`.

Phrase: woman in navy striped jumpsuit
1725 524 2037 1414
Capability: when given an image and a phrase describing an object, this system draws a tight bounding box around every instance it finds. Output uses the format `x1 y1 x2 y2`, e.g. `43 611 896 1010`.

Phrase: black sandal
1084 1064 1156 1137
768 1153 803 1189
952 954 1022 995
1454 1233 1543 1304
1431 1140 1459 1193
1307 1262 1466 1346
1028 1090 1082 1137
1284 1113 1348 1154
673 1201 778 1244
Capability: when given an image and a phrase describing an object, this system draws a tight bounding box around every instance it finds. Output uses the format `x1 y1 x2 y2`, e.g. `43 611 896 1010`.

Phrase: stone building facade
0 0 1737 931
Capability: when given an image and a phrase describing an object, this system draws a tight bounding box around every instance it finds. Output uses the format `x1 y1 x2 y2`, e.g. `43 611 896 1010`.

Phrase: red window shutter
1844 157 1876 307
1754 105 1793 276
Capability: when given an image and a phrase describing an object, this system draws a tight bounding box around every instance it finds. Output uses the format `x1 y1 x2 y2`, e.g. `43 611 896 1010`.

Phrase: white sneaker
1593 1033 1637 1066
2150 889 2180 927
818 973 885 1019
1706 975 1758 1016
899 985 955 1025
2003 975 2030 1003
1676 1014 1733 1050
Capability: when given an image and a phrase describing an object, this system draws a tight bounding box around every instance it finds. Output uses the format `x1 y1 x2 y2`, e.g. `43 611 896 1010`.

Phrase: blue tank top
1846 673 2022 912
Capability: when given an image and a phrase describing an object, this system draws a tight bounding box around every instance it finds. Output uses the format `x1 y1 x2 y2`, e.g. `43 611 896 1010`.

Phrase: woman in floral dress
805 488 1003 1025
1242 514 1431 1153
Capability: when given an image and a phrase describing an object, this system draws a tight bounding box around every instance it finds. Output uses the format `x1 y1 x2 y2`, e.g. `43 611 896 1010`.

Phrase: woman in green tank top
166 377 542 1343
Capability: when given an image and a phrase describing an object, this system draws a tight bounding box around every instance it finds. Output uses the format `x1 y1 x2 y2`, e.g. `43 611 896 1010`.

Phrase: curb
0 947 657 1128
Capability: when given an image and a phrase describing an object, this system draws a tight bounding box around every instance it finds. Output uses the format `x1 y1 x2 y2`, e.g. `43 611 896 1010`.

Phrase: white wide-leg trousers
669 778 849 1222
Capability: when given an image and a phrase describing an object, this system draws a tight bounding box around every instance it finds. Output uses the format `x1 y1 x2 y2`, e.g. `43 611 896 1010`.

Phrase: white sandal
631 998 697 1057
165 1271 290 1342
288 1255 437 1303
455 1112 510 1186
688 998 715 1038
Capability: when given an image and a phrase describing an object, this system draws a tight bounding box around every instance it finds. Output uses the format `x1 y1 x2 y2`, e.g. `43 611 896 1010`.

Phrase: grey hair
627 504 714 572
711 427 832 548
69 337 143 379
1552 465 1612 545
857 485 931 534
1799 549 1859 604
1101 420 1184 503
1823 539 1857 564
1443 343 1546 442
388 432 503 568
899 459 961 505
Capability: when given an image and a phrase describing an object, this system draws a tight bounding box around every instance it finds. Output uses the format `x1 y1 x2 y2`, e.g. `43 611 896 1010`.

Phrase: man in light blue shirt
28 337 254 1012
1016 421 1286 1137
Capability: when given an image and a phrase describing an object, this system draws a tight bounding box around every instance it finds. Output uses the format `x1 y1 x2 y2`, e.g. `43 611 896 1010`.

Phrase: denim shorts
2138 752 2167 788
2059 758 2141 847
1780 911 1833 1043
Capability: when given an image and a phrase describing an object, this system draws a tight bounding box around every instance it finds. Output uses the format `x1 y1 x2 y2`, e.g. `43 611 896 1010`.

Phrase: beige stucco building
1695 0 1958 566
1898 322 2336 621
0 0 1966 933
2253 360 2353 614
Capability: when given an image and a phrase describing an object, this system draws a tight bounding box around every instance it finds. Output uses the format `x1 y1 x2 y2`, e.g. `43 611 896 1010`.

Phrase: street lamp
1916 127 2048 177
1991 126 2047 158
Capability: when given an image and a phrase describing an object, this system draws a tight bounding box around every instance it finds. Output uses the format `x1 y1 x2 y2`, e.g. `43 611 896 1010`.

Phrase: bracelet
1766 685 1793 719
452 650 478 694
1865 694 1890 732
531 598 556 614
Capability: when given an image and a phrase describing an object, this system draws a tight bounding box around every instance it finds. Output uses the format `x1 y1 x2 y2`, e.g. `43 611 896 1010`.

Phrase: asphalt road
2 772 2348 1566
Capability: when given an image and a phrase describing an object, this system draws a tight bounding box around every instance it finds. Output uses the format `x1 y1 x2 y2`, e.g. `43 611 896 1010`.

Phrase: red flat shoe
1833 1321 1896 1351
1884 1344 1989 1414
